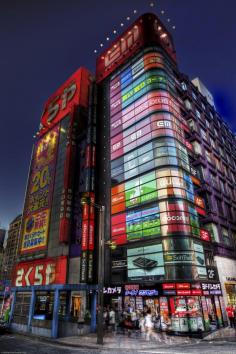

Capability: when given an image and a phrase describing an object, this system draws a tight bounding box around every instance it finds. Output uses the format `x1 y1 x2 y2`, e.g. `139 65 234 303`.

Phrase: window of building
221 227 231 246
211 173 218 188
205 119 210 128
192 141 202 155
204 223 219 243
188 119 197 132
205 149 212 163
204 251 215 266
210 137 215 149
214 156 220 170
201 102 206 111
192 91 197 100
214 128 218 137
216 197 224 216
201 192 211 211
184 99 192 110
195 109 201 119
200 128 207 141
225 203 233 220
181 82 187 91
219 179 225 194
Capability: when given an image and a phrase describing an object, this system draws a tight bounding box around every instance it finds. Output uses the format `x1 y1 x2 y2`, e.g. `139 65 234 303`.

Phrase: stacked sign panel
109 48 207 282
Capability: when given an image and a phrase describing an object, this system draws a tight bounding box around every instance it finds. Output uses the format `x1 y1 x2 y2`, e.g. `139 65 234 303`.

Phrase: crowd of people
103 305 162 340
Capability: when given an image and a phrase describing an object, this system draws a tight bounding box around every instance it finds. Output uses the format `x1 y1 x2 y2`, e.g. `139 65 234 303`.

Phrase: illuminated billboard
96 13 176 82
20 126 59 254
40 67 91 132
13 256 67 287
127 243 165 281
107 41 206 284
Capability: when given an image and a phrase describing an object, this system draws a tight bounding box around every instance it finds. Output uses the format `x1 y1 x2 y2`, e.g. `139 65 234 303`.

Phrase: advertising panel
127 243 165 280
21 126 59 254
110 52 165 99
111 205 161 245
40 68 91 130
21 209 50 252
13 256 67 287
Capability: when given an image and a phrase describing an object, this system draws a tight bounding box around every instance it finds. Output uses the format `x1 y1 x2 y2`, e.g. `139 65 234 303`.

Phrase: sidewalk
203 327 236 342
55 331 199 350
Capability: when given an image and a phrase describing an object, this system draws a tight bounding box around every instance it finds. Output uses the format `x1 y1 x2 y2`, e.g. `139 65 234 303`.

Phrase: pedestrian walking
109 308 116 332
144 309 161 342
226 304 235 328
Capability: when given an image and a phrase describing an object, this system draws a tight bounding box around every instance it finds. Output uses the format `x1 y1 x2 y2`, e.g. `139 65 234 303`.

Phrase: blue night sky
0 0 236 228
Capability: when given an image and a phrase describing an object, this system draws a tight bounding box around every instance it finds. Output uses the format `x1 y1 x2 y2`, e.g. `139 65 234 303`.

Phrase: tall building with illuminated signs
96 13 228 334
10 68 98 338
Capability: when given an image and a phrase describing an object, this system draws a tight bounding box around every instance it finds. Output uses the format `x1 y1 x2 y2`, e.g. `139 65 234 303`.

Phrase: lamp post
81 196 105 345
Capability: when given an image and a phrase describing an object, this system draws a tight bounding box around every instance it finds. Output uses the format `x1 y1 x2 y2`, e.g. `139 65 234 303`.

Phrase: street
0 334 236 354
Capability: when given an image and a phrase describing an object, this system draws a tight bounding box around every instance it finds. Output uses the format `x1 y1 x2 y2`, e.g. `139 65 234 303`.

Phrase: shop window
13 292 31 324
169 296 204 332
33 292 54 320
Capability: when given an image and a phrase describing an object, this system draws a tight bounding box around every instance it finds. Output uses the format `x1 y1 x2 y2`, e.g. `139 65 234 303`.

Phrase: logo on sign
43 82 77 124
104 26 140 68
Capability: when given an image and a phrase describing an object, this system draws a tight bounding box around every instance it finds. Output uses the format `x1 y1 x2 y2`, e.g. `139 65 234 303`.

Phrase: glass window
222 227 231 246
181 82 187 91
184 99 192 110
195 109 201 119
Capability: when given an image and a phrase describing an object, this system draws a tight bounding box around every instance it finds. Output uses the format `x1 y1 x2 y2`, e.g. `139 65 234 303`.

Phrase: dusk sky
1 0 236 228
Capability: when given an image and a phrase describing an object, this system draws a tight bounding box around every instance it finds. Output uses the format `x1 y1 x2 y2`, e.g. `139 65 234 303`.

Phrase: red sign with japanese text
13 256 67 287
40 68 91 132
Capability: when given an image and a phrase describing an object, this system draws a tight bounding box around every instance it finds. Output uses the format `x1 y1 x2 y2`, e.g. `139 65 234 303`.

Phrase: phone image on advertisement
196 256 204 265
132 257 157 270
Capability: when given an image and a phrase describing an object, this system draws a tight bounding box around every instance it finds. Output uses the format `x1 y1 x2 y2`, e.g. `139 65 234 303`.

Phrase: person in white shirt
144 309 161 341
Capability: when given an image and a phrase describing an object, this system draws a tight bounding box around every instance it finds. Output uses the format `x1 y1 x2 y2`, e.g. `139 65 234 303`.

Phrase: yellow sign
21 209 50 252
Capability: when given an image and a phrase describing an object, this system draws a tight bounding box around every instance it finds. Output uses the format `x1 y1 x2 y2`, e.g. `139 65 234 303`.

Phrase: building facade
6 12 236 339
180 74 236 312
10 68 98 338
2 215 22 284
95 13 231 334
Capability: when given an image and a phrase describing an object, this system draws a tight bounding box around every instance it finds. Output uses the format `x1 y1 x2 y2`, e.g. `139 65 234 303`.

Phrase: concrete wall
68 257 80 284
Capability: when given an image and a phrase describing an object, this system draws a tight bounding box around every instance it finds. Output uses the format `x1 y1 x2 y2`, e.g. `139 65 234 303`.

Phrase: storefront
9 284 98 338
104 282 225 335
214 255 236 322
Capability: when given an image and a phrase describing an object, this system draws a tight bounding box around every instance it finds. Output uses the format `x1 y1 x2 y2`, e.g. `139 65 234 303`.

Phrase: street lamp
80 196 105 345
